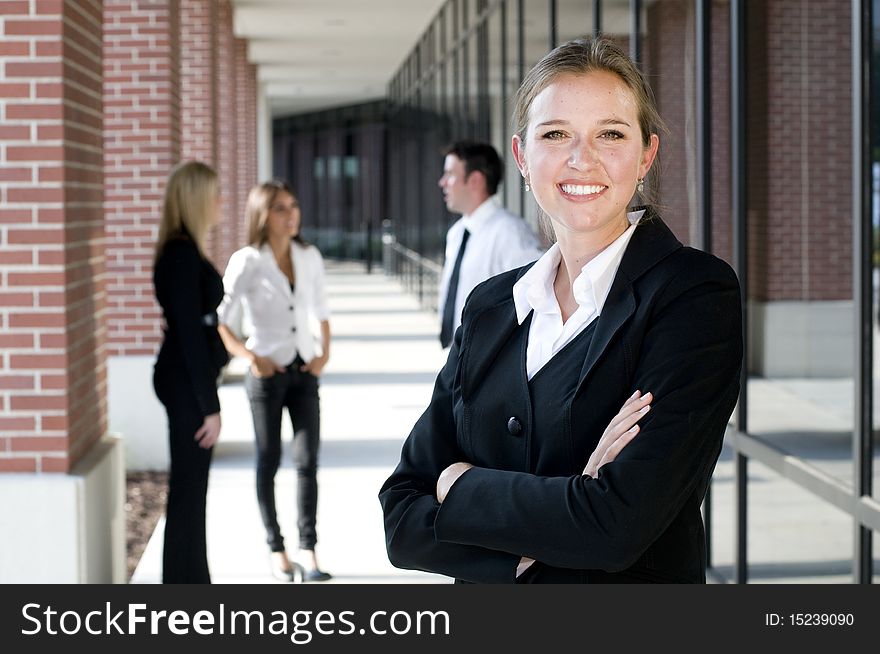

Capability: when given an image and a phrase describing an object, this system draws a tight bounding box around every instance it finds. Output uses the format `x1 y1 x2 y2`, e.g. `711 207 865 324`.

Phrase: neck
462 195 489 217
268 235 290 261
554 216 628 290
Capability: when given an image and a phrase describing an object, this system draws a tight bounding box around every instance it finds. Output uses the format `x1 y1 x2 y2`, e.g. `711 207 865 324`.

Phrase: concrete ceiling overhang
232 0 447 117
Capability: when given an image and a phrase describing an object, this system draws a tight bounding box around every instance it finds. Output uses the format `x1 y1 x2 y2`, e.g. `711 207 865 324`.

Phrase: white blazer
218 240 330 366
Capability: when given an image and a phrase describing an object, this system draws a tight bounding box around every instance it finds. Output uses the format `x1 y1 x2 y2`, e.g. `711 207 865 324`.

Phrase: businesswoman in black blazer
153 161 229 583
379 38 743 583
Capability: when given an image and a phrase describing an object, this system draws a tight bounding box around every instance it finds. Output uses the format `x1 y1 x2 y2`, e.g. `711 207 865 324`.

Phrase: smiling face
265 190 301 241
512 70 658 247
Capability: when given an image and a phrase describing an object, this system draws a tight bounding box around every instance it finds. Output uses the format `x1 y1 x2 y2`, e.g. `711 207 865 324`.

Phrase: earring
524 178 531 192
637 178 644 193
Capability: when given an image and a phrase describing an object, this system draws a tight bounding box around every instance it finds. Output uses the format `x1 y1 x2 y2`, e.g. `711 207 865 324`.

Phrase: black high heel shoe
302 568 332 582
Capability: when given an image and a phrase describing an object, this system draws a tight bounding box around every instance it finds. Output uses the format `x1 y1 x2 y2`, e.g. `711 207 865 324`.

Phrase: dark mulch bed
125 470 168 581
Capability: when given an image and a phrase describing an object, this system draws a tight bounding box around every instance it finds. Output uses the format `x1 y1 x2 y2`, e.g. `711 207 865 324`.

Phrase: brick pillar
103 0 181 469
214 0 238 271
1 0 106 473
235 36 258 241
0 0 125 583
104 0 180 356
180 0 218 258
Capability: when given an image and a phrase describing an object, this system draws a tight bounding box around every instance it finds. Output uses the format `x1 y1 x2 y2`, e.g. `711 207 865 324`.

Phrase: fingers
599 391 651 448
599 425 640 467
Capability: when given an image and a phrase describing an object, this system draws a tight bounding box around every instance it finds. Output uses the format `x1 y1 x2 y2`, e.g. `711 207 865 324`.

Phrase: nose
438 174 446 188
568 141 597 169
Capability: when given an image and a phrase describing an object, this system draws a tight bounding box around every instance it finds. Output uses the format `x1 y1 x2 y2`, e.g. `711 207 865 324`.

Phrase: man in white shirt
437 141 544 347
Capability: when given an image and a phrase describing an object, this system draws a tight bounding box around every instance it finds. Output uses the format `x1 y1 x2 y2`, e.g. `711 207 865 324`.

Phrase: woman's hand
300 353 329 377
436 462 473 503
583 390 652 478
195 413 221 449
251 354 284 378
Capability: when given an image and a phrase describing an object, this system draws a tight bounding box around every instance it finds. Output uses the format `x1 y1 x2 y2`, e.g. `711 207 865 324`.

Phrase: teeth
561 183 605 195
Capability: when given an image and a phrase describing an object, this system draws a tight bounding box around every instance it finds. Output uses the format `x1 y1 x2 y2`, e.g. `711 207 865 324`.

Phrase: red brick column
180 0 219 261
103 0 180 357
180 0 215 165
213 0 238 271
0 0 106 473
235 36 258 246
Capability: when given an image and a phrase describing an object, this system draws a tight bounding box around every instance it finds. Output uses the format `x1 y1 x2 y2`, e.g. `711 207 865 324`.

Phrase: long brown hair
245 180 307 247
155 161 218 261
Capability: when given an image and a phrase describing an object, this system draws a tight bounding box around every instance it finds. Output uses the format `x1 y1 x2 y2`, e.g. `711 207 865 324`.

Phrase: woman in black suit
379 38 743 583
153 161 229 583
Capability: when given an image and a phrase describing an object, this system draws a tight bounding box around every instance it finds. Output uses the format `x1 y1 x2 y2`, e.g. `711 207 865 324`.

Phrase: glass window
744 462 852 583
745 0 855 488
503 0 522 216
706 444 737 580
642 0 696 246
557 0 593 44
523 0 551 70
870 0 880 505
602 0 631 53
488 6 505 162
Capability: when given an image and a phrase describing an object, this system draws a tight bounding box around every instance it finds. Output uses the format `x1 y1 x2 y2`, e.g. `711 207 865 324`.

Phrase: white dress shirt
513 210 645 380
439 197 544 341
217 240 330 367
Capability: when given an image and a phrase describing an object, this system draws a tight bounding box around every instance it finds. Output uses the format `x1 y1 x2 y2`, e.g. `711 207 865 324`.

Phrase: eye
540 129 567 140
599 130 625 140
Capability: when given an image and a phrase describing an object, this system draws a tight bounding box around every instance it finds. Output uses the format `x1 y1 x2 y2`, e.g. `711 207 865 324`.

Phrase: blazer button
290 327 296 332
507 416 522 436
288 306 294 311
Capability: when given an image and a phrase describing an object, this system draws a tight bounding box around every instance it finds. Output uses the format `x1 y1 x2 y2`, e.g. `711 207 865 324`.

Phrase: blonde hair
155 161 218 261
245 179 304 247
512 37 666 207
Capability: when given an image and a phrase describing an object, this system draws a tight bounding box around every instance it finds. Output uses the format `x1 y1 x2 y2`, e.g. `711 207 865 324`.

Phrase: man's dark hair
442 141 503 195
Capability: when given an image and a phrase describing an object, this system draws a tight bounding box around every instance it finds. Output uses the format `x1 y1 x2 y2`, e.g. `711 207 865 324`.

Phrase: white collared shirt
217 240 330 366
512 210 644 380
439 197 544 341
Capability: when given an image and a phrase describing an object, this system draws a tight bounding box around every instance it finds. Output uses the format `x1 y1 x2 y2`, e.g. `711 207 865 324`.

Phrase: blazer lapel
576 212 683 391
260 243 294 298
460 298 518 399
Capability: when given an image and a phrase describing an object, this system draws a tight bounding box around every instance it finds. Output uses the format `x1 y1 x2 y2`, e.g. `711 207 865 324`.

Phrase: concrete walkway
131 261 449 584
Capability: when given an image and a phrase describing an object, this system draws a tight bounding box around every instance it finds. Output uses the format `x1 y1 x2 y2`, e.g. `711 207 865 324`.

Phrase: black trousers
153 366 214 584
245 358 321 552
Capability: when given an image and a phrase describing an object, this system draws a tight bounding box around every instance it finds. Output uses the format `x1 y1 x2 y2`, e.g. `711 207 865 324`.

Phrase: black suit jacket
379 213 743 583
153 237 229 417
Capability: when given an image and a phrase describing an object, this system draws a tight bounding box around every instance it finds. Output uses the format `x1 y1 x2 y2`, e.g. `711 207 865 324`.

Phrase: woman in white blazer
218 180 332 582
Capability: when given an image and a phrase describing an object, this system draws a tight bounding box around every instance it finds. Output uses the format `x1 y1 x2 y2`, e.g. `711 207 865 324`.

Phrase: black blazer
153 237 229 417
379 213 743 583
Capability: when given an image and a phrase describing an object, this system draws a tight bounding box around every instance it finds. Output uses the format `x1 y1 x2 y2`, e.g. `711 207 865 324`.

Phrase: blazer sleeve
160 242 222 417
378 320 522 583
432 256 743 572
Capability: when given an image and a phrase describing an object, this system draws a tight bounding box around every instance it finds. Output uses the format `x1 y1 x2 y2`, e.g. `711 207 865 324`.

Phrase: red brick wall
213 0 239 272
0 0 106 473
645 0 732 265
103 0 181 356
235 36 258 258
180 0 215 165
749 0 852 302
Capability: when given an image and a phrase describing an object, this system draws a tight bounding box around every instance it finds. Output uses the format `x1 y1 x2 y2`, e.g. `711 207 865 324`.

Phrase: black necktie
440 228 470 348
